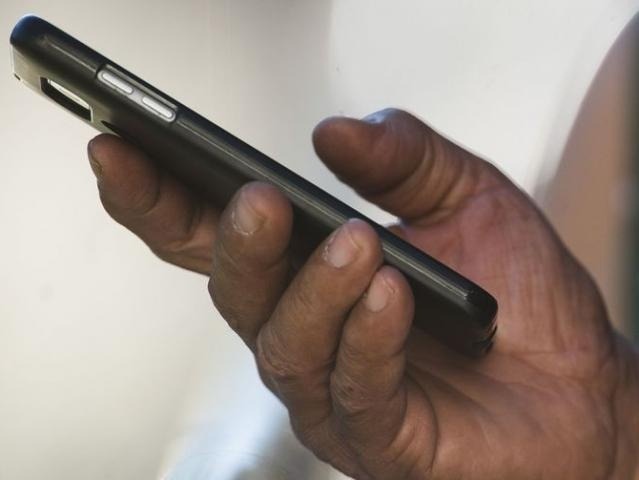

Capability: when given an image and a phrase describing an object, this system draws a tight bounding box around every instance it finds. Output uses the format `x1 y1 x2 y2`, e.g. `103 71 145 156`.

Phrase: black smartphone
10 15 497 356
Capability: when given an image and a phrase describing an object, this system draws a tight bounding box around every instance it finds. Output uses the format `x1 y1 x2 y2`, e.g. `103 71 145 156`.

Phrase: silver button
141 95 176 121
99 70 134 95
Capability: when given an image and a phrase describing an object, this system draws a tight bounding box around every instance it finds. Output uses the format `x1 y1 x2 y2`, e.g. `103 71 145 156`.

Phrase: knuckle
149 241 208 274
155 207 206 257
159 231 197 256
100 177 161 219
149 242 185 263
130 190 161 217
99 193 132 226
289 416 332 455
149 245 176 266
330 370 371 422
292 281 317 316
126 173 164 217
339 334 374 365
256 330 303 385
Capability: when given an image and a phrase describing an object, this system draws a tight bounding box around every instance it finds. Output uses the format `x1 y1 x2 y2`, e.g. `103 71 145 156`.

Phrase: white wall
0 1 636 479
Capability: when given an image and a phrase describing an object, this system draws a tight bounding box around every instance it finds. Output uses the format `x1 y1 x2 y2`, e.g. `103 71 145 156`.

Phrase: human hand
87 109 639 479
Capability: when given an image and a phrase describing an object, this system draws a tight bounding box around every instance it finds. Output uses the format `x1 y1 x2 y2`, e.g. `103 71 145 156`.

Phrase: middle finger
256 219 383 432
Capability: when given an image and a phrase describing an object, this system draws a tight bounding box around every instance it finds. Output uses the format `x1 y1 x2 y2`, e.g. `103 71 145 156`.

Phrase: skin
87 109 639 479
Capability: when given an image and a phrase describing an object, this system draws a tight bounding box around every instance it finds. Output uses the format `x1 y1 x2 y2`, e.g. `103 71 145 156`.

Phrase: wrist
613 335 639 479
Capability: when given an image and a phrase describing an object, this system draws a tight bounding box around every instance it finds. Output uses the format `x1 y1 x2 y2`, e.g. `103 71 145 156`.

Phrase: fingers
255 219 383 431
331 267 413 442
208 182 293 349
330 267 434 478
312 108 507 225
208 200 393 476
88 134 218 274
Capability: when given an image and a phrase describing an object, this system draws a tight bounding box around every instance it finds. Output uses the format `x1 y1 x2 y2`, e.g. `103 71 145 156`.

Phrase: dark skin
87 109 639 479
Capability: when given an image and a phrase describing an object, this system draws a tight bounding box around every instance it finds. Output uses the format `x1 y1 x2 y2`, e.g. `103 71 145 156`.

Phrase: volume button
141 95 176 121
99 70 134 95
97 66 177 123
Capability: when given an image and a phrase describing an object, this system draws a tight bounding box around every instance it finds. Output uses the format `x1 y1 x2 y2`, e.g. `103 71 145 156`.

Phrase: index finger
88 134 219 274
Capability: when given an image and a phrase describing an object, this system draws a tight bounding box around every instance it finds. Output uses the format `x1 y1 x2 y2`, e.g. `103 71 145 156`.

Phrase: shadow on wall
540 12 639 338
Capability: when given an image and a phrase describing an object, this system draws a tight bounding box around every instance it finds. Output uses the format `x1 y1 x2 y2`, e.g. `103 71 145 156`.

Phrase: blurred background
1 1 638 479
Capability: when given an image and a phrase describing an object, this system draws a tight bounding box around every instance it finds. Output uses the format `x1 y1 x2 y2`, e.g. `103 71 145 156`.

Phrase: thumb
312 108 504 224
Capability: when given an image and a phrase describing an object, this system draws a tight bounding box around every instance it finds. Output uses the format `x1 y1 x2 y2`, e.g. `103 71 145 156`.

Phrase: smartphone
10 15 497 356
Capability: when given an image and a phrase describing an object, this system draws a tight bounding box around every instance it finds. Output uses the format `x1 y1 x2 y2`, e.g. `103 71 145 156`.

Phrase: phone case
10 15 497 356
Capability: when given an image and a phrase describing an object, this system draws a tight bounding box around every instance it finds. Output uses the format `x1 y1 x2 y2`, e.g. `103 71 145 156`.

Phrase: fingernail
323 220 362 268
87 141 103 179
364 272 393 312
361 111 385 124
232 192 264 235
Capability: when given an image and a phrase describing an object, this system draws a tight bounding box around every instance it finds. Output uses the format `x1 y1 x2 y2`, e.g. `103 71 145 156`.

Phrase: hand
87 109 639 479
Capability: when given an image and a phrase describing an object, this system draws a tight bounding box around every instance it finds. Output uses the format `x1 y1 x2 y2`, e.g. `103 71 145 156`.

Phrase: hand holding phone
87 108 639 480
10 15 498 356
12 16 639 480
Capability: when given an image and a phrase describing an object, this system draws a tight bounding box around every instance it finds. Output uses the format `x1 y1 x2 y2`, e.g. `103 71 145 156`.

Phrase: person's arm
542 13 639 336
88 109 639 479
